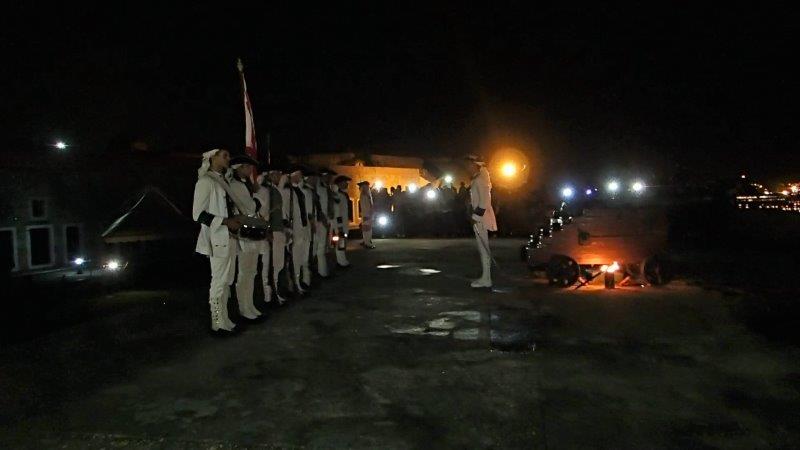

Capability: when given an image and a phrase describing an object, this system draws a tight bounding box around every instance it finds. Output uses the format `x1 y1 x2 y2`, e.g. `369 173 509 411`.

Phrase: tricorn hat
334 175 352 184
230 154 258 168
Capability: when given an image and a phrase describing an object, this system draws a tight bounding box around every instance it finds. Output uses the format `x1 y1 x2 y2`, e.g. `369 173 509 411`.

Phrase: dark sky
2 3 797 184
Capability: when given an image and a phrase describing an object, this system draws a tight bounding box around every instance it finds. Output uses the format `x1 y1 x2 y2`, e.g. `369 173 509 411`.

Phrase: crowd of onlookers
369 182 476 237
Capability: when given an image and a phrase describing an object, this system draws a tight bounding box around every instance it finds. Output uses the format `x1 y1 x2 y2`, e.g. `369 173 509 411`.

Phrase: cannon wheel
642 254 672 286
547 255 580 288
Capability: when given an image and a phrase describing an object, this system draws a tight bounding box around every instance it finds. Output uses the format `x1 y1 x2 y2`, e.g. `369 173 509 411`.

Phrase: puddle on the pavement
440 310 481 322
418 268 442 274
489 309 538 352
454 328 480 340
490 286 514 294
427 317 457 330
376 264 402 269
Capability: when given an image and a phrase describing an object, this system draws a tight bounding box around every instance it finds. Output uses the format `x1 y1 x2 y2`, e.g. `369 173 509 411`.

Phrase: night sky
2 3 797 184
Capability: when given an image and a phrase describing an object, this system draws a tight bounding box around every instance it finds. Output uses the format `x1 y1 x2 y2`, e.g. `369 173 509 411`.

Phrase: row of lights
561 180 646 199
72 257 123 271
372 174 455 192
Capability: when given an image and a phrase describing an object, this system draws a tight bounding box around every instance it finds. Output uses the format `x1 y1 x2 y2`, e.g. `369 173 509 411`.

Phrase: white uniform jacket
331 186 350 233
469 167 498 231
192 174 231 257
229 176 262 253
359 190 374 221
253 185 270 255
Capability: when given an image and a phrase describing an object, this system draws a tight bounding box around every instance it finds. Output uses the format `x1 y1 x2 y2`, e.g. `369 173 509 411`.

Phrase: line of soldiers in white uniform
192 149 366 334
192 149 495 333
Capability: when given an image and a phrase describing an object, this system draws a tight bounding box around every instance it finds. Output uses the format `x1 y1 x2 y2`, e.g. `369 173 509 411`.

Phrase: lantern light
501 162 517 178
425 189 437 200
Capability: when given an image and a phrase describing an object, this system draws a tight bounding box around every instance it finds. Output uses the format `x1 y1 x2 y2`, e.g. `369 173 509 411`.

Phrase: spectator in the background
458 181 468 198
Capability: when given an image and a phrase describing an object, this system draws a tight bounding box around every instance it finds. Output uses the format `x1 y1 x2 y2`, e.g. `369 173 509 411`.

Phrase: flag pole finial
236 58 244 73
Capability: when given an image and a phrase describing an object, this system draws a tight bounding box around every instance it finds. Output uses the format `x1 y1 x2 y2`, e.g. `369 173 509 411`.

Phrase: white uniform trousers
208 239 237 331
292 225 312 288
260 231 287 301
362 219 373 246
473 221 492 285
314 223 329 276
334 226 349 267
235 249 261 319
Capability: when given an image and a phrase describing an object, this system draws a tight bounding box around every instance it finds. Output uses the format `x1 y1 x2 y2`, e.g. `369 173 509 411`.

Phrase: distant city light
501 162 518 178
561 187 574 199
377 215 389 227
607 180 620 193
55 141 67 150
425 189 437 200
631 181 645 193
444 174 454 184
408 183 418 193
791 185 799 194
741 174 746 179
782 190 790 196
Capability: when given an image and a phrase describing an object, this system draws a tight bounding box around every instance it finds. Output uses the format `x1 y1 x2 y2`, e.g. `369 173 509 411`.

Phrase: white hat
198 149 222 178
464 154 486 166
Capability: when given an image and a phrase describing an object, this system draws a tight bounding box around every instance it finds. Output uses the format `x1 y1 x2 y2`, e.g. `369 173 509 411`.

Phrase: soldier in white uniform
466 154 498 288
254 167 290 305
358 181 376 249
228 155 263 320
299 171 317 288
192 148 241 333
332 175 352 268
288 167 312 295
311 168 336 278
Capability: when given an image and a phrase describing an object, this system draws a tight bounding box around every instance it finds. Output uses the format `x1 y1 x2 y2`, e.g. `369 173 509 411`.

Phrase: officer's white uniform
359 185 375 248
229 172 262 320
332 183 350 267
192 150 237 332
469 164 497 288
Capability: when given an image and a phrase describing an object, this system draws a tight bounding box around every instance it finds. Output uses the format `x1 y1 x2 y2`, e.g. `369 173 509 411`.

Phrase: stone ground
1 239 800 449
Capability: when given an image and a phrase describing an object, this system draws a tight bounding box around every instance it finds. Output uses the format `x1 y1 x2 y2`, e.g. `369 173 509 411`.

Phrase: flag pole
236 57 259 182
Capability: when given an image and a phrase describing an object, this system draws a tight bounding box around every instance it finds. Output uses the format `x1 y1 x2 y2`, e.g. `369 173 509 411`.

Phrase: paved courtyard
1 239 799 449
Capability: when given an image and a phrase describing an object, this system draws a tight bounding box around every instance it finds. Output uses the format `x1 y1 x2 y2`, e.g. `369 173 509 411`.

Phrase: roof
102 186 195 243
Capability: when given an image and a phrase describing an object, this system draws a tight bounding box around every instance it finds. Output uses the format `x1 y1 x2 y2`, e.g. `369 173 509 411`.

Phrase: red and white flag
237 59 258 177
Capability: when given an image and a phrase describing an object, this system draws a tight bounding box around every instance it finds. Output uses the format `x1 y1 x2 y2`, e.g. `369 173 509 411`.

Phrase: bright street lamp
501 162 517 178
607 180 620 193
55 141 67 150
